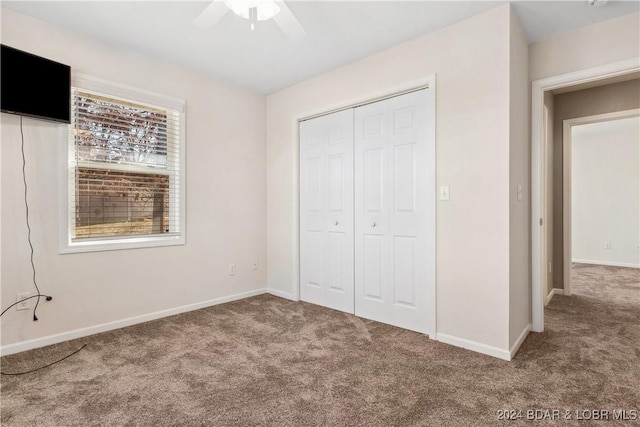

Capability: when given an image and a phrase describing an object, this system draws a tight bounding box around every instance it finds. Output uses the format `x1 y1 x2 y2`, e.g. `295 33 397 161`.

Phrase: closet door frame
295 75 436 337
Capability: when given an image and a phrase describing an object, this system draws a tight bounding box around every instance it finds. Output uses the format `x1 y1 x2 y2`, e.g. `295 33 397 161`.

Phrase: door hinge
539 218 543 226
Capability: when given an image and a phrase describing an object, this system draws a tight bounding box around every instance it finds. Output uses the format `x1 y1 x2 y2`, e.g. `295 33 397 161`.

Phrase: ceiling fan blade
273 1 307 40
193 0 229 29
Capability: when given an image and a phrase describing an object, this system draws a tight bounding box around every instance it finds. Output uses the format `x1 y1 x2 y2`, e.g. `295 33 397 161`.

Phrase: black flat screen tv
1 44 71 124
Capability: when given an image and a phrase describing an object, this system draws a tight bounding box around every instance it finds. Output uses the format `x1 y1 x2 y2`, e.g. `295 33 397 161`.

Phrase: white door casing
354 89 436 336
299 109 355 313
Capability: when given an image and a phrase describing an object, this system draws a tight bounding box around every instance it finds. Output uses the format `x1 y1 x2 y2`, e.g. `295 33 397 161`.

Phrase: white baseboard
436 332 511 361
510 323 531 359
545 288 564 305
0 288 268 356
572 259 640 269
266 288 298 301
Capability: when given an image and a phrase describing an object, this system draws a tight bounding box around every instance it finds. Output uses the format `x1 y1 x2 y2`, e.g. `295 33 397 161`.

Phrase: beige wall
530 12 640 82
551 79 640 288
508 8 530 350
572 117 640 267
1 9 267 348
267 5 521 354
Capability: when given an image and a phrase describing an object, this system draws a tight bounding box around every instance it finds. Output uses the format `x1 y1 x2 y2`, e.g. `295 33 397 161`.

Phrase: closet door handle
334 220 339 226
371 222 376 227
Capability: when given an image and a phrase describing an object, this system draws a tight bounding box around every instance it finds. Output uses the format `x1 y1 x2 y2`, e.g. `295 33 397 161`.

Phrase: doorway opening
563 111 640 296
530 58 640 332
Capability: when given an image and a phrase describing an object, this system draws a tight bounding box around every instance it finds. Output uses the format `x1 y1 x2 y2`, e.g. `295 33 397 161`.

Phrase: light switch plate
440 185 450 201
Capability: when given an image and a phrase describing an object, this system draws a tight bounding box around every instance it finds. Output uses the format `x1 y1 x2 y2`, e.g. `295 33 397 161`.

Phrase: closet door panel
300 126 325 304
393 235 416 307
354 89 435 336
299 109 354 313
363 148 384 213
363 234 384 300
393 143 416 213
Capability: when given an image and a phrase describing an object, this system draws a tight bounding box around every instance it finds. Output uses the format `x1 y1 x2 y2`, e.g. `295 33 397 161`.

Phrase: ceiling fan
194 0 307 40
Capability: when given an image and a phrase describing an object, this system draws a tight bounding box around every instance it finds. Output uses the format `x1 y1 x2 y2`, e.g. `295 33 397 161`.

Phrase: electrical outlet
604 242 611 249
229 264 236 276
16 292 31 311
252 260 259 271
548 262 552 274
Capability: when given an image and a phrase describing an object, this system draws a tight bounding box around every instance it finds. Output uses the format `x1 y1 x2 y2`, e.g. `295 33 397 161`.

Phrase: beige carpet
1 263 638 426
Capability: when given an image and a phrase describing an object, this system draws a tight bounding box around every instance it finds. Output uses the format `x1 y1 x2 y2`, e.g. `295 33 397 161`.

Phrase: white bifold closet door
354 90 435 335
299 109 355 313
299 88 435 337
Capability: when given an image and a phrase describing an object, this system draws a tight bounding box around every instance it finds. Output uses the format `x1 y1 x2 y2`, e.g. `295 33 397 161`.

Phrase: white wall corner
436 333 512 361
545 287 565 305
509 323 531 359
266 287 298 301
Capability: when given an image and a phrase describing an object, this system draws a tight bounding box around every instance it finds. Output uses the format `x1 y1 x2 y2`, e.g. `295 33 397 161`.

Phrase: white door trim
541 104 549 304
562 109 640 296
531 57 640 332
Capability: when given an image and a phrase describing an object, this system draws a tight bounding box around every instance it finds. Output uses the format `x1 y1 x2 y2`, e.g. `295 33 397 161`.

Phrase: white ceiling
2 1 639 94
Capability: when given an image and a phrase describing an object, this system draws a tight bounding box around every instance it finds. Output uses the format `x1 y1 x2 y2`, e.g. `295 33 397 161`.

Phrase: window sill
60 233 185 254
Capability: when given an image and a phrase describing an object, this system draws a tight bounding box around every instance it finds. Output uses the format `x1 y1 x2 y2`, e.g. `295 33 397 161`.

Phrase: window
61 74 185 253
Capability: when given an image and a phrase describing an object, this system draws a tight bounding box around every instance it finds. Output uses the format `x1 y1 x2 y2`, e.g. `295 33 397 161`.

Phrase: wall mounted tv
1 44 71 124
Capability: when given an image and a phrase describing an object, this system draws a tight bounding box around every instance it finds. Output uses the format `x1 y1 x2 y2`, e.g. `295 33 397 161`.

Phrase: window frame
59 73 186 254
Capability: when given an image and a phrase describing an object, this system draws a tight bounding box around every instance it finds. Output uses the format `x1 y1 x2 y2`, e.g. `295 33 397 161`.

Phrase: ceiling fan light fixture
225 0 281 21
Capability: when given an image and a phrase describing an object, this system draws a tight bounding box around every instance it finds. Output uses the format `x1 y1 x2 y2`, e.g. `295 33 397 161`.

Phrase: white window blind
62 75 185 253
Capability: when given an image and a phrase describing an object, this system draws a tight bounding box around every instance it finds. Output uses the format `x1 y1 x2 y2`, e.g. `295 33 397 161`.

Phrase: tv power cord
0 344 87 376
19 115 48 322
0 295 85 377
